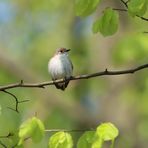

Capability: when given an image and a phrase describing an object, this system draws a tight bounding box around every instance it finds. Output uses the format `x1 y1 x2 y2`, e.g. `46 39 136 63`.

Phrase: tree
0 0 148 147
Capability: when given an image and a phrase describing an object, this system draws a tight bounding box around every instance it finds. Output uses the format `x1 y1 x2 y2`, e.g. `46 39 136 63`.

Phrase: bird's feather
48 50 73 90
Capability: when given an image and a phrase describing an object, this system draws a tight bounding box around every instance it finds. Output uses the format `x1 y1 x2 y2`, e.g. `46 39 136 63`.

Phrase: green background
0 0 148 147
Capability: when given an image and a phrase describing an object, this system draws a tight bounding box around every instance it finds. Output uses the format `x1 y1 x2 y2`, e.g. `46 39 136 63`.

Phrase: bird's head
56 48 70 55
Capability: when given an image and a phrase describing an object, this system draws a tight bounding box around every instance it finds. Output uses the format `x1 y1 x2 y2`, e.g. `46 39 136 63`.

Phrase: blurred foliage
0 0 148 147
49 131 73 148
18 117 45 145
75 0 101 17
93 8 119 36
112 33 148 65
128 0 148 17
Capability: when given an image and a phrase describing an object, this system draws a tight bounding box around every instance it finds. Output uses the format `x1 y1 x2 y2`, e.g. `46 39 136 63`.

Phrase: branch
45 128 95 133
113 8 127 12
0 132 14 139
1 128 95 148
0 141 7 148
0 133 14 148
0 64 148 91
120 0 148 21
120 0 128 7
2 90 29 113
0 63 148 91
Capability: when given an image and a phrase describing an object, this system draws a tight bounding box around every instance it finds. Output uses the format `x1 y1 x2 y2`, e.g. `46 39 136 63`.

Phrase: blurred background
0 0 148 147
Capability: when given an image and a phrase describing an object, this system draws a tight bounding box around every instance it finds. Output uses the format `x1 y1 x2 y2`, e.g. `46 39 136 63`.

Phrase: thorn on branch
38 85 45 89
6 132 14 138
105 68 108 73
20 80 23 85
18 99 30 103
143 31 148 34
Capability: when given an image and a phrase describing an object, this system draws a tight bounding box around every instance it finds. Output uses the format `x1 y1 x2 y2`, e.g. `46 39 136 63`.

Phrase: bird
48 48 73 90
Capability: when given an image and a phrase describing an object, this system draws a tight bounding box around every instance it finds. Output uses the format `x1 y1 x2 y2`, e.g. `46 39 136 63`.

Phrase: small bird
48 48 73 90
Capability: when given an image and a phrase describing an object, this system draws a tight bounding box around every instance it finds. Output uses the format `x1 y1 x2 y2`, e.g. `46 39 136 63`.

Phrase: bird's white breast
48 54 73 80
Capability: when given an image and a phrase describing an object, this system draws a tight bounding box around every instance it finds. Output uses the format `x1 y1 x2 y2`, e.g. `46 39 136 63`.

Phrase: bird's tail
54 81 69 91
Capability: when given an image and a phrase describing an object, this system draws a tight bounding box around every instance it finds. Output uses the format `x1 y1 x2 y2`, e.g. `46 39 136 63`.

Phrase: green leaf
92 8 119 36
75 0 101 17
96 122 119 141
31 117 45 143
91 138 103 148
48 132 73 148
18 118 34 145
128 0 148 17
77 131 95 148
18 117 45 145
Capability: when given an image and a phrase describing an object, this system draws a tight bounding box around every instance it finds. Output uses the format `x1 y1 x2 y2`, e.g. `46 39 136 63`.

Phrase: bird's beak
66 49 70 52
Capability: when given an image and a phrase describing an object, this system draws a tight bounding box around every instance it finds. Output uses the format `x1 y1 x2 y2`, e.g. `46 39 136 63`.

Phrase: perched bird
48 48 73 90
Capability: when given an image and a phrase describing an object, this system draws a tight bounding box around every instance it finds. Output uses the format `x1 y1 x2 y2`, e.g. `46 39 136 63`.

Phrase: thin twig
8 128 95 147
45 128 95 133
120 0 128 7
2 90 19 113
0 134 11 148
2 90 29 113
18 99 30 103
113 8 127 12
0 133 14 139
139 16 148 21
0 63 148 91
120 0 148 21
0 141 7 148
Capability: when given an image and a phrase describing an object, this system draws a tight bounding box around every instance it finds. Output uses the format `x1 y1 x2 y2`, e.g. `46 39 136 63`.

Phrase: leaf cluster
75 0 148 36
16 117 119 148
